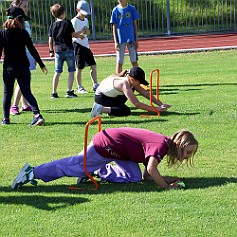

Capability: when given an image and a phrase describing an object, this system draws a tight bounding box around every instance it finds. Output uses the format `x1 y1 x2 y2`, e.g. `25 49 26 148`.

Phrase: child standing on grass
0 7 48 126
71 0 99 94
11 128 198 190
9 0 36 115
110 0 140 73
49 4 79 99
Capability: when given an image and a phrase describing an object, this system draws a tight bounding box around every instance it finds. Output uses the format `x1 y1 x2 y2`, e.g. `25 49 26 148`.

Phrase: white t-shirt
71 17 89 48
97 77 127 97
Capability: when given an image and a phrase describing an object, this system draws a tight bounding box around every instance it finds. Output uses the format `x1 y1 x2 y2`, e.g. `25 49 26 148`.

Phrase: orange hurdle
149 68 160 117
83 116 102 190
68 116 101 191
140 68 160 118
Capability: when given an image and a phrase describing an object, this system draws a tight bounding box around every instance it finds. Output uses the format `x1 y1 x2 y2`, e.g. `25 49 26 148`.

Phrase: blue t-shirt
110 4 140 44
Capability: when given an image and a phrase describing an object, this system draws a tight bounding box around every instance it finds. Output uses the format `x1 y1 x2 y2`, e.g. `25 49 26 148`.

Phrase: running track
36 33 237 59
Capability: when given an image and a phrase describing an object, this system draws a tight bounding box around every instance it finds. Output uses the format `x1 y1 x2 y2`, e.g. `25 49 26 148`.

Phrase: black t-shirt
48 19 75 52
0 28 45 69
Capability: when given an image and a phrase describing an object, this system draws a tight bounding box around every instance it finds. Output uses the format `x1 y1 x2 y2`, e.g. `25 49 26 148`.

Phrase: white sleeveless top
97 77 127 97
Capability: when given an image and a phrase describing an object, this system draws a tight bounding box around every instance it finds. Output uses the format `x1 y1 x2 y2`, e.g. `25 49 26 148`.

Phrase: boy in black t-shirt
49 4 83 98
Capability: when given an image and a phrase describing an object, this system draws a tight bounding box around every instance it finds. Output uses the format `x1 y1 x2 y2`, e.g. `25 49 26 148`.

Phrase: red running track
36 33 237 59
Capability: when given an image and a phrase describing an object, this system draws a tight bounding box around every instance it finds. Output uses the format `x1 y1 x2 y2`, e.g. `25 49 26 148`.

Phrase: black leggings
95 93 131 116
3 67 40 119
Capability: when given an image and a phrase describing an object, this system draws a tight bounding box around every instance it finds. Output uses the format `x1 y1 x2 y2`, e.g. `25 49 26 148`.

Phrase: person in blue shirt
110 0 140 73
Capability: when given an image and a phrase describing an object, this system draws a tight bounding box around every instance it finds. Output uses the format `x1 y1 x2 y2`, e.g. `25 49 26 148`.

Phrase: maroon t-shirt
93 127 171 166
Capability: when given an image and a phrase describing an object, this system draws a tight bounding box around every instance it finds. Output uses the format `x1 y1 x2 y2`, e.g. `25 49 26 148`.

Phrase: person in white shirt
71 0 99 94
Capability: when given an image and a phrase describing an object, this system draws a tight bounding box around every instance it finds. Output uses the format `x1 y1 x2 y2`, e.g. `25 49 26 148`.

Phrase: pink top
93 127 171 166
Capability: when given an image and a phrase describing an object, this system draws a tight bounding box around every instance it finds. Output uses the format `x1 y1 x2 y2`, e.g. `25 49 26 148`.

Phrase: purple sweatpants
34 141 142 183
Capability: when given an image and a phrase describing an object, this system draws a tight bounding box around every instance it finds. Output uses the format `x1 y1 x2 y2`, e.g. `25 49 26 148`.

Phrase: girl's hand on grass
169 180 185 189
157 104 172 112
163 104 172 108
157 105 168 112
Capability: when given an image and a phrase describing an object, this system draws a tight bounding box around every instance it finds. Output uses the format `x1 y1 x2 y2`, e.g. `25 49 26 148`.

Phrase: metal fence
0 0 236 43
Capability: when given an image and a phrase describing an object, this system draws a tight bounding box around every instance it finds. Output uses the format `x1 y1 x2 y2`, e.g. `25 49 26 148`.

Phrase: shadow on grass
0 177 236 209
42 108 91 114
164 82 237 88
149 82 237 95
131 111 200 117
184 177 237 189
149 88 202 96
0 194 89 211
1 176 236 194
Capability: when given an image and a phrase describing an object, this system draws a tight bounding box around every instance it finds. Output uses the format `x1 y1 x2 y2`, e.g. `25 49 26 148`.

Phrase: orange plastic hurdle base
69 116 102 191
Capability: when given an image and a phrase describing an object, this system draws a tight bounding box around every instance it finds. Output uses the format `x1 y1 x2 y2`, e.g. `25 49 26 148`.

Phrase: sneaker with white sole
29 114 45 126
65 90 77 98
51 93 59 99
77 172 99 184
76 86 88 94
10 105 20 115
90 103 102 118
92 83 99 92
11 163 37 190
77 176 89 184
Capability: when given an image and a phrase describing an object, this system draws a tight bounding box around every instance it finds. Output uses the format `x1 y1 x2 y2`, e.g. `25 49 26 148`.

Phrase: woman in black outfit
0 7 48 126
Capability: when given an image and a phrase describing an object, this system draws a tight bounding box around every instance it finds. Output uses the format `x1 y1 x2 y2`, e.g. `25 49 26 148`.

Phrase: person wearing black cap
10 0 37 115
90 66 171 117
0 7 48 126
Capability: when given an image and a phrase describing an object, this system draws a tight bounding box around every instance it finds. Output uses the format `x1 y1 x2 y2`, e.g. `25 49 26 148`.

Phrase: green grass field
0 50 236 237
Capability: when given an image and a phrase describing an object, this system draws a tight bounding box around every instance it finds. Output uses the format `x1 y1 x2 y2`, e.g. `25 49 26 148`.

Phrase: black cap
129 66 149 85
7 7 31 21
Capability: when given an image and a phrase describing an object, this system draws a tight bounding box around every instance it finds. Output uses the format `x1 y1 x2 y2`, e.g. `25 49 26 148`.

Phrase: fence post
166 0 171 35
90 0 96 40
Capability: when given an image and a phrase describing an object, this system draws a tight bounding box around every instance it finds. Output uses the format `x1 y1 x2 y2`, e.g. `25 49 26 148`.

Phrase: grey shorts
116 42 138 64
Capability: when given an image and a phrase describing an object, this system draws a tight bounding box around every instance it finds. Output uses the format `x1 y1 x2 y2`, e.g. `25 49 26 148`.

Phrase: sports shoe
21 105 32 111
76 86 88 94
92 83 99 92
77 172 99 184
10 105 20 115
90 102 102 118
65 90 77 98
51 93 59 99
1 119 10 125
11 163 37 190
77 176 90 184
29 114 45 126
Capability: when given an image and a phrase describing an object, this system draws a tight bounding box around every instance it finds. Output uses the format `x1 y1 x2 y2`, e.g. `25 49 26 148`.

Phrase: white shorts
116 42 138 64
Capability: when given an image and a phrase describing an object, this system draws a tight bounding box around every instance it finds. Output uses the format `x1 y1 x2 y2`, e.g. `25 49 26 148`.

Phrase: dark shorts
95 93 131 116
73 42 96 69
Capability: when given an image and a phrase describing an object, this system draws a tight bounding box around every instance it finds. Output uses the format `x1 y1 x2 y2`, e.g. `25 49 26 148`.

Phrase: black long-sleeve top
0 28 45 69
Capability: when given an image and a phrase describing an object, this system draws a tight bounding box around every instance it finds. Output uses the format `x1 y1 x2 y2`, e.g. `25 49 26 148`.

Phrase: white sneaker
90 103 102 118
76 86 88 94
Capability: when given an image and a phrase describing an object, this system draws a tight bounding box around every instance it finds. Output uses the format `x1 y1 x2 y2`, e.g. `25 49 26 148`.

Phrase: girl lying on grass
11 128 198 190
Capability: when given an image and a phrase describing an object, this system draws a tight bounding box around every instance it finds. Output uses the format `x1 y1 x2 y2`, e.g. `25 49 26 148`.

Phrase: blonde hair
167 130 198 167
106 70 129 79
3 17 24 29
